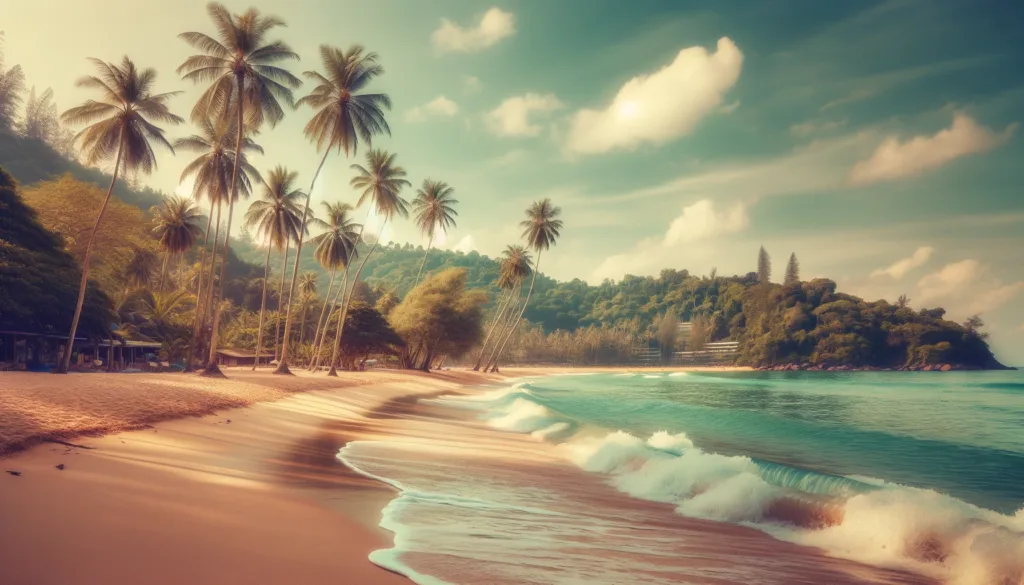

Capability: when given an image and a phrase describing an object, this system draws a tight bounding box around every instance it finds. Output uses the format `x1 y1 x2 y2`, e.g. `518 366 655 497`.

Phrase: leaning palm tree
276 45 391 375
178 2 300 376
327 149 409 375
308 202 361 371
243 166 303 370
175 116 262 371
411 179 458 285
298 271 318 344
487 199 563 372
56 57 182 374
152 196 205 289
474 245 532 370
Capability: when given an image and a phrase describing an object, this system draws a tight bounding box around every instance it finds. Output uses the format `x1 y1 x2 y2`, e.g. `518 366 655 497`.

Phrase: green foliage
758 246 772 285
784 253 799 285
0 167 111 337
337 302 404 361
656 310 678 362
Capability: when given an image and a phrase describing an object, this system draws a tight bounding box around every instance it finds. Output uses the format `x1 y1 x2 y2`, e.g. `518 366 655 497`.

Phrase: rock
55 464 65 470
940 364 952 372
922 365 933 372
5 470 21 477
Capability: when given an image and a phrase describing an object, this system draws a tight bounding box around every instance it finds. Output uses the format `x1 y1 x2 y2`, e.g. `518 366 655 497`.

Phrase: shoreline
0 369 497 585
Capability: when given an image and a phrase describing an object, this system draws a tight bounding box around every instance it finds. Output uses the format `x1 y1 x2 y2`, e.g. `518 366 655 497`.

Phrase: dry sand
0 368 500 585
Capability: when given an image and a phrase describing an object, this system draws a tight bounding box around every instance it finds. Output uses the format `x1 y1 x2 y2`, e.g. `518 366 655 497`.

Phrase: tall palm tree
152 196 205 289
411 179 458 285
243 166 303 370
178 2 300 377
174 116 261 371
487 199 563 372
122 246 159 293
56 57 182 374
298 271 318 343
308 202 360 371
474 245 531 370
276 44 391 375
328 149 408 375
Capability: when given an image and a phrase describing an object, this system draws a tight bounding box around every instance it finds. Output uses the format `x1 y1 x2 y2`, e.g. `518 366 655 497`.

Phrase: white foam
668 372 689 377
643 374 662 379
488 397 554 433
532 422 571 441
647 431 694 454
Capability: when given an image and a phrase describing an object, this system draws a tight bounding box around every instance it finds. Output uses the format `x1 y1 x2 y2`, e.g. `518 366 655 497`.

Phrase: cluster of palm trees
55 2 562 376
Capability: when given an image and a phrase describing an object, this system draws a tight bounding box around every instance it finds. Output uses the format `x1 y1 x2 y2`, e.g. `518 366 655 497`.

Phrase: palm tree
328 149 408 375
276 45 391 375
411 179 458 285
55 57 182 374
243 166 303 370
298 271 318 344
474 245 531 370
308 202 360 371
175 116 262 370
122 246 159 293
178 2 300 377
487 199 563 372
152 196 205 289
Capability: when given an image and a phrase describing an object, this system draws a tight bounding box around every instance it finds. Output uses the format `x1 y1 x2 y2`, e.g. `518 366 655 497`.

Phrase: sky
4 0 1023 363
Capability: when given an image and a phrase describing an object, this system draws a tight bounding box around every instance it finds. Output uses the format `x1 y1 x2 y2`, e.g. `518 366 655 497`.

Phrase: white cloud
849 113 1016 186
917 259 982 303
452 234 476 253
406 96 459 123
870 246 933 279
790 119 847 137
432 8 515 54
565 37 743 155
485 93 563 137
664 199 749 245
463 75 482 92
969 282 1024 315
720 100 741 114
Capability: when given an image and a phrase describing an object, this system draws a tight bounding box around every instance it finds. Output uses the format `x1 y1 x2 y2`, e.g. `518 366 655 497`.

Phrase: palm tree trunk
201 76 245 378
484 285 523 371
159 250 169 291
414 234 433 286
473 287 514 370
57 132 124 374
185 201 217 372
488 251 542 372
275 149 331 374
252 242 273 370
274 240 290 362
300 303 308 345
313 264 348 372
307 267 337 371
328 217 385 376
199 202 223 364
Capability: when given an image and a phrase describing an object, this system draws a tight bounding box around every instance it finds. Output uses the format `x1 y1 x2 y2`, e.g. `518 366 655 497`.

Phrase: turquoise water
341 371 1024 584
510 371 1024 514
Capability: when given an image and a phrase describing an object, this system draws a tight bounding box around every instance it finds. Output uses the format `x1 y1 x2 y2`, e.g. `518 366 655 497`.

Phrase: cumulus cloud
871 246 934 279
432 8 515 54
406 96 459 122
485 93 563 137
849 113 1016 186
916 259 982 303
664 200 749 245
969 282 1024 315
452 234 476 253
565 37 743 155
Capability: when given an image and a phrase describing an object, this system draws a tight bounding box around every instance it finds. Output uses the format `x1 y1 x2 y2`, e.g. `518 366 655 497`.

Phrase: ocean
339 371 1024 585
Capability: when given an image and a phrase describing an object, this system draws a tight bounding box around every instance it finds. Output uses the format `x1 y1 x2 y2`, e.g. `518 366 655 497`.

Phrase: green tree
487 199 563 372
178 2 300 377
278 44 392 375
151 195 204 289
758 246 772 285
412 179 459 285
474 245 531 370
658 310 678 363
56 57 182 373
0 33 25 132
784 252 799 286
243 166 303 369
298 271 318 342
308 202 361 371
329 149 409 375
122 246 158 292
175 115 262 370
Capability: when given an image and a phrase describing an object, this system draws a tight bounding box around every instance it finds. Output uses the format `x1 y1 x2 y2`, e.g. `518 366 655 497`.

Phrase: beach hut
215 349 271 367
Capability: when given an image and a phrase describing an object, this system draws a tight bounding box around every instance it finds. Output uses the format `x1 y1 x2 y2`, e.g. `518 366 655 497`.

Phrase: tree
784 253 799 285
487 199 563 372
178 2 300 377
474 245 531 370
412 179 458 285
0 32 25 132
298 271 318 342
964 315 988 339
689 313 710 351
122 246 159 292
657 310 678 363
56 57 182 374
308 202 360 371
151 196 204 288
21 87 75 157
328 149 409 375
174 115 262 370
389 269 487 371
896 294 911 309
243 166 303 369
758 246 772 285
333 302 404 369
279 44 392 375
